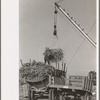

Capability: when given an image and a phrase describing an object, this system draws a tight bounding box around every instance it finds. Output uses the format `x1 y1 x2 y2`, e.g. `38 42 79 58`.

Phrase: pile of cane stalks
19 48 64 85
43 47 64 62
19 60 55 85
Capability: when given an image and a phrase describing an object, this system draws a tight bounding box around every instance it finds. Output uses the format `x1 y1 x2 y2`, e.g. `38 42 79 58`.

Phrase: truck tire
49 89 54 100
28 89 35 100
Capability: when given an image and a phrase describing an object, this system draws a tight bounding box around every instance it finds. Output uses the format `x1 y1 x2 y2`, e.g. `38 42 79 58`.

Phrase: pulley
53 25 57 36
53 5 58 37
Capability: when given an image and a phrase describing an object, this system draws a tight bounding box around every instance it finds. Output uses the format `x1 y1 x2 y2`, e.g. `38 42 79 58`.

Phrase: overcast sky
19 0 96 76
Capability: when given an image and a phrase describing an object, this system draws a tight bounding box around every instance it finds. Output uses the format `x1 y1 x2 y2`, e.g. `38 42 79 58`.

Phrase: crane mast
55 2 96 48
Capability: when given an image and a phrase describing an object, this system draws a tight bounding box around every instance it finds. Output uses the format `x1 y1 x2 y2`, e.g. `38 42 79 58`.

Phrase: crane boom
55 3 96 48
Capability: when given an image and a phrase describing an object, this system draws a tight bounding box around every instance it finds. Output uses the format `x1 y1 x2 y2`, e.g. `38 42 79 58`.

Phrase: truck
26 68 93 100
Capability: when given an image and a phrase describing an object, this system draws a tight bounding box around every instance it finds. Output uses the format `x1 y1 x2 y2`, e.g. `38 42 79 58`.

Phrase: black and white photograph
19 0 97 100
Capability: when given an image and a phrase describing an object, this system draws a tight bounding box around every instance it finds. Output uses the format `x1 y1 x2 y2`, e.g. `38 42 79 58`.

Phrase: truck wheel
54 91 60 100
62 95 65 100
59 94 63 100
49 89 54 100
59 94 65 100
86 95 89 100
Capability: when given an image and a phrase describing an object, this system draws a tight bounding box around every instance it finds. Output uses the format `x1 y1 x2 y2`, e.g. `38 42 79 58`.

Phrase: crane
24 2 95 100
54 2 96 48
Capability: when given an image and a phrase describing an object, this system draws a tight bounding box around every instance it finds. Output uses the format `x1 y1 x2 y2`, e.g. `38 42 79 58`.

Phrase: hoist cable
66 20 96 72
54 6 57 25
82 20 96 50
53 5 58 37
54 13 57 26
66 39 85 70
87 20 96 35
56 0 64 4
54 6 58 26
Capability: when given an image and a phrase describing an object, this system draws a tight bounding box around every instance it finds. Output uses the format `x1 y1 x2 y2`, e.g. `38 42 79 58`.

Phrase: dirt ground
19 97 48 100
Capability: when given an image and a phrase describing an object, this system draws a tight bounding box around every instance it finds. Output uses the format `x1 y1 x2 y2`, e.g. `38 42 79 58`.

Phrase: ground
19 97 48 100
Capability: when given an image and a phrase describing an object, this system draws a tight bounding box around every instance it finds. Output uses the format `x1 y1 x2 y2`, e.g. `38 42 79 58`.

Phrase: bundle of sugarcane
43 47 64 63
19 60 55 83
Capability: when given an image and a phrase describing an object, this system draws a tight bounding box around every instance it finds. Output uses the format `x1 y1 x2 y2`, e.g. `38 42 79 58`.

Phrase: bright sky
19 0 96 76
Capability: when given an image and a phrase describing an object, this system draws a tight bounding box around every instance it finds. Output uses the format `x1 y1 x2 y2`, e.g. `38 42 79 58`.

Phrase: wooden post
62 62 64 71
31 90 33 100
30 90 35 100
23 84 28 97
58 62 59 70
64 63 66 71
56 61 57 69
49 75 51 85
28 87 31 100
